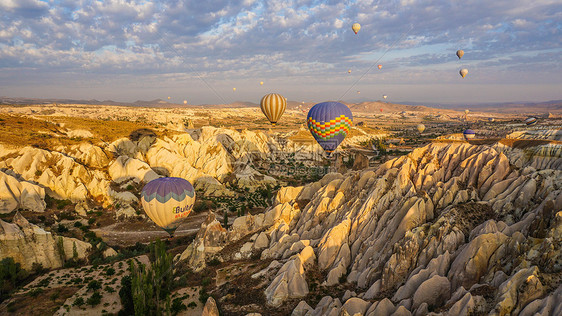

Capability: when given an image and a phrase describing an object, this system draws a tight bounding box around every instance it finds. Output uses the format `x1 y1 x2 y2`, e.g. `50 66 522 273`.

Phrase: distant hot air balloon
463 129 475 140
183 100 187 104
167 96 171 100
260 81 264 85
260 93 287 126
456 50 464 59
233 87 236 92
380 108 383 112
383 95 388 99
460 69 468 78
352 23 361 34
307 101 353 154
348 69 351 74
524 117 537 126
488 117 495 122
357 91 360 94
141 177 196 237
417 124 425 133
378 64 382 70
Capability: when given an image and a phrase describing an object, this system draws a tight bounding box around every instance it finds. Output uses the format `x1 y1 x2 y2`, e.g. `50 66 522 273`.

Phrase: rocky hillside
181 140 562 315
0 126 330 215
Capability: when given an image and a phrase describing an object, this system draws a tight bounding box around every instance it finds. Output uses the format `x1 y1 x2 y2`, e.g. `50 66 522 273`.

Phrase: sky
0 0 561 105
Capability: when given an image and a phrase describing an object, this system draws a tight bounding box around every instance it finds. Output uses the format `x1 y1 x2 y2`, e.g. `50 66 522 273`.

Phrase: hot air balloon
233 88 236 92
460 69 468 78
141 177 196 237
378 65 382 70
307 101 353 154
525 117 537 126
380 108 383 112
352 23 361 34
417 124 425 133
488 117 495 122
348 69 351 74
463 129 475 140
357 91 360 94
456 50 464 59
383 95 388 99
260 93 287 126
167 96 171 100
260 81 264 85
183 100 187 104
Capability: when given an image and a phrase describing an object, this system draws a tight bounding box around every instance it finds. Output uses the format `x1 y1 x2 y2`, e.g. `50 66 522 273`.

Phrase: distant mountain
1 96 560 114
400 100 562 114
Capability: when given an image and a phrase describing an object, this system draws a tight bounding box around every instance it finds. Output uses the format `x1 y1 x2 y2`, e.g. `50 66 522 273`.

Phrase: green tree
72 241 78 261
127 239 173 316
56 236 66 264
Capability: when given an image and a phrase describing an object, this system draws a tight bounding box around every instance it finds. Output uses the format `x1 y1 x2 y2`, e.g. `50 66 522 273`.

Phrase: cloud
0 0 560 103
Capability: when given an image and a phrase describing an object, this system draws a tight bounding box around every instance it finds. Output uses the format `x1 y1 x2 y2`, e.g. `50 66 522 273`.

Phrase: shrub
171 297 187 315
73 297 85 307
56 224 69 234
87 291 102 306
27 288 44 297
106 268 115 276
87 280 101 291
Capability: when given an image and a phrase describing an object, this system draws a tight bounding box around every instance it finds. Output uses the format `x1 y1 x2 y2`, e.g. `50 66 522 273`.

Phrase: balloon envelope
183 100 187 104
383 95 388 99
460 69 468 78
378 64 382 69
456 50 464 59
260 81 264 85
233 88 236 91
352 23 361 34
525 117 537 126
141 177 196 236
417 124 425 133
348 69 351 73
463 129 475 140
307 102 353 154
260 93 287 126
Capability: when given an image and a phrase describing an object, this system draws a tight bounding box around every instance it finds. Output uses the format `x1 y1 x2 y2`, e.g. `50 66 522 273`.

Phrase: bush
73 297 85 307
73 221 82 228
27 288 44 297
198 288 209 304
87 280 101 291
171 297 187 315
87 291 102 306
50 291 60 301
56 224 69 234
106 268 115 276
187 301 197 308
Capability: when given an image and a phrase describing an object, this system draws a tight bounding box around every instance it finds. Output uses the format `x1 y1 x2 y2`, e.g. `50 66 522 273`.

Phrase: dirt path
92 212 209 246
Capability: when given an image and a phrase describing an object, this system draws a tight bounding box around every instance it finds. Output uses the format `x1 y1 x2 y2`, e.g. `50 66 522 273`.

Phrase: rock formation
179 141 562 315
0 212 91 270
